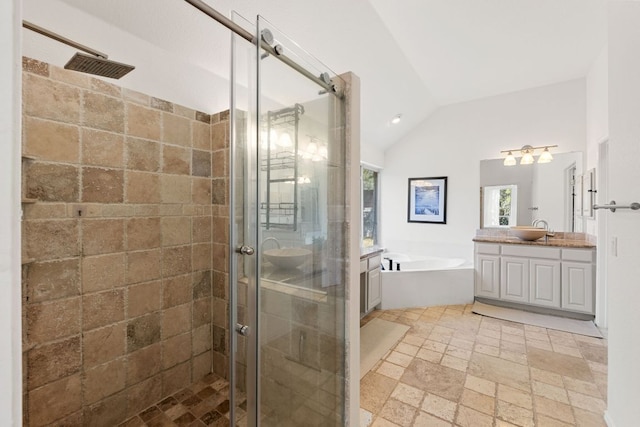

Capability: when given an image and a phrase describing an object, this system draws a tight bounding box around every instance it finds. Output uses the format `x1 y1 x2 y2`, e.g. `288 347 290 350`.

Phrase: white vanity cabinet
474 244 500 298
501 245 561 308
501 256 530 303
367 265 382 309
474 242 595 315
529 258 561 308
561 250 596 313
360 252 382 316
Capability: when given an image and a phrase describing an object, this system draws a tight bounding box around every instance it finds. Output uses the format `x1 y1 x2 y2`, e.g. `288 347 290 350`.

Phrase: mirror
482 184 518 227
480 152 583 232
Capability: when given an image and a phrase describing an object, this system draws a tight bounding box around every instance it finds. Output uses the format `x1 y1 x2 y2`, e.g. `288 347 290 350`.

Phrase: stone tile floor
118 303 607 426
119 373 240 427
360 304 608 427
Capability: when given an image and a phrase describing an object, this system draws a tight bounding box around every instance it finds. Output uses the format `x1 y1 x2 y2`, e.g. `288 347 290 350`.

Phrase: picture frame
408 176 448 224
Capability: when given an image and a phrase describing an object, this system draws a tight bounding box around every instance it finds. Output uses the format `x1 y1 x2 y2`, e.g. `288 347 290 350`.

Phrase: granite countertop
473 236 596 249
361 246 384 259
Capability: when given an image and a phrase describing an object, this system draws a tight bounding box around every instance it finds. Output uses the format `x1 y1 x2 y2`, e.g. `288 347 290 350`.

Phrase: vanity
360 248 383 317
473 234 596 316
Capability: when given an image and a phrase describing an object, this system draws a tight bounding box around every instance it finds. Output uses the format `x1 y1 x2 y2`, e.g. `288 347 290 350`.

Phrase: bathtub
380 253 475 310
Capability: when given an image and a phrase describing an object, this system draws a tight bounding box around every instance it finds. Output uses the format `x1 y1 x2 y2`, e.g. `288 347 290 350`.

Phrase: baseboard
474 297 595 321
604 410 615 427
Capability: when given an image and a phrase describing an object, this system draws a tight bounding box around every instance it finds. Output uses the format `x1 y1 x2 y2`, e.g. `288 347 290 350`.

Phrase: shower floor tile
360 304 608 427
120 373 235 427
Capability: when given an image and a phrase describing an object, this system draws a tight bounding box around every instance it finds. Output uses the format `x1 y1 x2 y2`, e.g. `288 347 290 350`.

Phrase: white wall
361 144 384 169
585 47 609 238
586 47 609 170
604 3 640 425
0 0 23 424
381 79 586 260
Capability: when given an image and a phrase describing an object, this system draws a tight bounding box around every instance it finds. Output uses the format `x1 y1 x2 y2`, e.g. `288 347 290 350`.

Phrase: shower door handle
235 245 255 256
235 323 250 336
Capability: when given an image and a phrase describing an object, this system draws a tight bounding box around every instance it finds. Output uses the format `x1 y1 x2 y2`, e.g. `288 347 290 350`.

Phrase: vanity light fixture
503 151 516 166
538 147 553 164
520 146 535 165
501 144 558 166
300 136 328 161
391 114 402 125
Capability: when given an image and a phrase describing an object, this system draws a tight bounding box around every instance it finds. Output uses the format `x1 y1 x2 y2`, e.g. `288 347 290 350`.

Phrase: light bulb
538 147 553 163
278 132 292 147
520 151 534 165
503 151 516 166
391 114 402 124
318 145 328 159
307 141 318 154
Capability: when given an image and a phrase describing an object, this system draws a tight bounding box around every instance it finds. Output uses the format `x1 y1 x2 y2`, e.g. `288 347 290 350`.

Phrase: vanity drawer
501 245 561 259
476 243 500 255
368 255 382 270
562 249 595 263
360 259 368 273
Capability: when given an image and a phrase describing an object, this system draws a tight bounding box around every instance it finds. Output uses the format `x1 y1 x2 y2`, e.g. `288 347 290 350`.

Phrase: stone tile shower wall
21 58 230 426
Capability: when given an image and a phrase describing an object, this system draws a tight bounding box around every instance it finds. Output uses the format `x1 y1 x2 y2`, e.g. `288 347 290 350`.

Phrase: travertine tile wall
21 57 230 426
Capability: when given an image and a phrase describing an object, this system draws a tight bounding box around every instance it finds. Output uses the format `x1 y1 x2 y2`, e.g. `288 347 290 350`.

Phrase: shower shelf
260 152 296 171
260 202 297 228
260 202 296 211
263 104 303 231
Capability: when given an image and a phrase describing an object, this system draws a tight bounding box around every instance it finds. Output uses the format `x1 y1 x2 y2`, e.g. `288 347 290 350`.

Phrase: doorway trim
596 138 609 329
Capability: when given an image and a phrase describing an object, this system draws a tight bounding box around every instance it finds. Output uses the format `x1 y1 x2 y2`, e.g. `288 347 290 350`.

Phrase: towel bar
593 200 640 213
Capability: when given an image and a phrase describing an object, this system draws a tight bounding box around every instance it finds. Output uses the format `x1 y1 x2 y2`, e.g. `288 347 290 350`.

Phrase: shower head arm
22 20 108 60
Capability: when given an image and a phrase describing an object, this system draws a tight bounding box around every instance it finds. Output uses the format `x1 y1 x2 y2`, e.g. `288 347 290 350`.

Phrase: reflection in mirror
482 185 518 227
480 152 582 232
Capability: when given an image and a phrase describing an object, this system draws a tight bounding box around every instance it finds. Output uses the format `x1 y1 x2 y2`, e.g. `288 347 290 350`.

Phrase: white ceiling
21 0 607 152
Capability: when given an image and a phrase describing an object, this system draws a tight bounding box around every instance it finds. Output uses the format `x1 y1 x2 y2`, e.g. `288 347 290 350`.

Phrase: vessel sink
264 248 312 269
510 226 547 241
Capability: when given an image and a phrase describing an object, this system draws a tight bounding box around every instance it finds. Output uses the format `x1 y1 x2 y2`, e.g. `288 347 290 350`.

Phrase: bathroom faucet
261 236 281 250
532 219 548 230
532 219 555 243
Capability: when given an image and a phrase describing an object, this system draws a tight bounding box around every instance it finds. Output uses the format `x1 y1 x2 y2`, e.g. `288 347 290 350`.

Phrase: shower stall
20 1 354 425
227 13 350 426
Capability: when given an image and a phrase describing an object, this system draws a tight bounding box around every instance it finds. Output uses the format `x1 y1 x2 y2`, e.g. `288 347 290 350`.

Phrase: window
362 166 380 248
482 184 518 227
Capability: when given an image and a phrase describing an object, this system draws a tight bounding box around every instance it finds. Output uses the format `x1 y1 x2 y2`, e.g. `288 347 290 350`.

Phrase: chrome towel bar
593 200 640 213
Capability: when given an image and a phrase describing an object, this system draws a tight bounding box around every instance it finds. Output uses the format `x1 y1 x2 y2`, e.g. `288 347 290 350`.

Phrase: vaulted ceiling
22 0 607 151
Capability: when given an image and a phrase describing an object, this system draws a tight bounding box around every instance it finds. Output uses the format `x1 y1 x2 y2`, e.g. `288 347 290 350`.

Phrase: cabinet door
562 262 594 313
529 259 561 308
367 266 382 309
475 254 500 298
360 271 367 314
500 256 530 303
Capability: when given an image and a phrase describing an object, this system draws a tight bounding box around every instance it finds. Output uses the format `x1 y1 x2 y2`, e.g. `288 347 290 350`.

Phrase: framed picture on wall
407 176 448 224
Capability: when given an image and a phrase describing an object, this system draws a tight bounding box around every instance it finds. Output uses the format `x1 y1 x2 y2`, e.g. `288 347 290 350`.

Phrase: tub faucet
261 237 281 250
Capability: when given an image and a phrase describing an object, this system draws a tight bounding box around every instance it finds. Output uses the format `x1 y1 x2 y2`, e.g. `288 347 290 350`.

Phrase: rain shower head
23 20 135 79
65 52 135 79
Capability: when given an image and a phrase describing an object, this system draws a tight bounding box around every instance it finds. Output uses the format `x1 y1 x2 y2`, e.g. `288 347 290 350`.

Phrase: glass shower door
230 13 347 427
